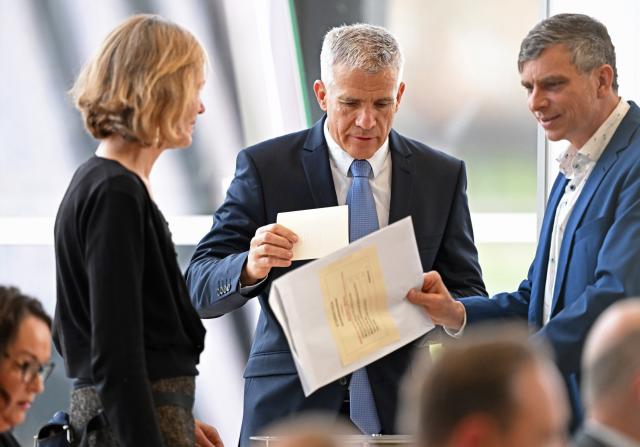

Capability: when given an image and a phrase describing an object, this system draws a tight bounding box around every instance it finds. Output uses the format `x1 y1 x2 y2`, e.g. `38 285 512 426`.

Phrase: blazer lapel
550 102 640 316
530 173 568 326
300 118 338 208
388 130 413 224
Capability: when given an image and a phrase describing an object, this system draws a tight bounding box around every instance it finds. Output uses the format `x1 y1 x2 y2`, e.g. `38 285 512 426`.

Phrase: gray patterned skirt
69 376 195 447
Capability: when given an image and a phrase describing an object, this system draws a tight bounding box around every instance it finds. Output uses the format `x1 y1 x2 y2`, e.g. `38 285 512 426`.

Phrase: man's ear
314 80 328 111
631 371 640 407
395 82 406 111
595 64 615 97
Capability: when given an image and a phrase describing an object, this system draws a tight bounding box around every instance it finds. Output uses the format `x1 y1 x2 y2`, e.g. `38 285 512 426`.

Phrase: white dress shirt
583 420 640 447
542 98 629 323
323 120 392 229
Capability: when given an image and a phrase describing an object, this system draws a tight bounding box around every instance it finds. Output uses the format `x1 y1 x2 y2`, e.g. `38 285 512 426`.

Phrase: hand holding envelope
242 205 350 285
241 223 299 286
276 205 349 260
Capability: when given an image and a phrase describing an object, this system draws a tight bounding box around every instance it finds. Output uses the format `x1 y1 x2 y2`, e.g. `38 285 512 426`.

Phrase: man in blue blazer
408 13 640 430
186 24 486 446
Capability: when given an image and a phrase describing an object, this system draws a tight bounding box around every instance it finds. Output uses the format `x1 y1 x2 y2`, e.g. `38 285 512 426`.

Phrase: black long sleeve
54 156 205 446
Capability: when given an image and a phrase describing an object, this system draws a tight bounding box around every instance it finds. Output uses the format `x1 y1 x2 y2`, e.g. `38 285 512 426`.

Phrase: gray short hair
518 13 618 91
320 23 404 88
583 329 640 408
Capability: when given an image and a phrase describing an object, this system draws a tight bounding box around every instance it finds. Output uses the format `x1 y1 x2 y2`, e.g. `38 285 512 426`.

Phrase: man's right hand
240 223 298 286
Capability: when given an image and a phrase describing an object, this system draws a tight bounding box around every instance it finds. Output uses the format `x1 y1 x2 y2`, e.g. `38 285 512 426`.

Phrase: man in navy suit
407 13 640 430
186 23 485 446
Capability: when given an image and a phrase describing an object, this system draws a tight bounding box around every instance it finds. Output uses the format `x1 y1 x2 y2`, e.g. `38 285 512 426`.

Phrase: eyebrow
521 75 569 88
12 350 38 360
337 96 395 102
540 75 568 83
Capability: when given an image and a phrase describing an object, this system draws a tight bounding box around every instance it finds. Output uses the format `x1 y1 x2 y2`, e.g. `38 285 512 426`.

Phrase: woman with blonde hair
54 14 221 446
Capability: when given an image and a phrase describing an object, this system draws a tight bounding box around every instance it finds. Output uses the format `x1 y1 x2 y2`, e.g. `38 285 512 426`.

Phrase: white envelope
277 205 349 260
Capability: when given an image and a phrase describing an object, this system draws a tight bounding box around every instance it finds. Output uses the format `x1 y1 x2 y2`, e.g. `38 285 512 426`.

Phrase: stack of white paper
269 216 434 396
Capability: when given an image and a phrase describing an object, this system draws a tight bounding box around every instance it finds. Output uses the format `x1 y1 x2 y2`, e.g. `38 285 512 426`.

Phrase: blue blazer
186 118 486 446
460 101 640 426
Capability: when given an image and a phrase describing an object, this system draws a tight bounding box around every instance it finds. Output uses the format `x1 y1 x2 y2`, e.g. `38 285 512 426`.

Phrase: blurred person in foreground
0 286 53 447
406 326 569 447
407 13 640 430
186 22 486 446
54 14 222 447
573 298 640 446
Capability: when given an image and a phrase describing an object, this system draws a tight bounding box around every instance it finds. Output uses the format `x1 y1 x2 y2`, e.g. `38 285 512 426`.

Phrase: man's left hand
407 270 466 330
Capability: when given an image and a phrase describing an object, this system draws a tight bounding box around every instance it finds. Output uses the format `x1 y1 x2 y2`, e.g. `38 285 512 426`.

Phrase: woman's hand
195 419 224 447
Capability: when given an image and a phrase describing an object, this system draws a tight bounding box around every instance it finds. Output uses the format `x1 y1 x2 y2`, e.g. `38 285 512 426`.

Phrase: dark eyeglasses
12 359 55 384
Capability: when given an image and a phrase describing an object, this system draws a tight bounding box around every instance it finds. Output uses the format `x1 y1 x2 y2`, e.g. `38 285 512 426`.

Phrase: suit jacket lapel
530 173 568 326
300 118 339 208
550 102 640 316
388 130 413 223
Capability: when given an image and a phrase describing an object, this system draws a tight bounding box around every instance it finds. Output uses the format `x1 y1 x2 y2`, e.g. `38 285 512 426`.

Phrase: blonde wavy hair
71 14 206 147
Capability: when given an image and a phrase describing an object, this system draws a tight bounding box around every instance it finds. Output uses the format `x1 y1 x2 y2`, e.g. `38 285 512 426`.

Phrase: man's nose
528 87 549 113
355 107 376 130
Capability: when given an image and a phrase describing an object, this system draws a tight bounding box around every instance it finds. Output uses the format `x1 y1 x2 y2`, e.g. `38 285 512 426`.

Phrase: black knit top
53 156 205 446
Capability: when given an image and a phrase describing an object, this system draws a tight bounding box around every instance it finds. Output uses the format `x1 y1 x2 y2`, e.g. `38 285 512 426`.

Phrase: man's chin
544 131 565 143
345 143 380 159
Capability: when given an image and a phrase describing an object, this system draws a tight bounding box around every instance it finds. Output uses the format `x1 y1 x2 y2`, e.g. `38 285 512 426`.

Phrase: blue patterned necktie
346 159 381 435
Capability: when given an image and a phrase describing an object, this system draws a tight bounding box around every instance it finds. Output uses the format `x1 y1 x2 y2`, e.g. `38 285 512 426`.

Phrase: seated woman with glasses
0 286 53 447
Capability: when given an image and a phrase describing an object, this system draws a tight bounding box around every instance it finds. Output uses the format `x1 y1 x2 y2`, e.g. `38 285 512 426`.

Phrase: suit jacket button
339 377 347 386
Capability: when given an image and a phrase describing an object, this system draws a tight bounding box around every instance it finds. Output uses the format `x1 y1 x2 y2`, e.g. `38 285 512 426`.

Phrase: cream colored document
269 217 433 396
277 205 349 261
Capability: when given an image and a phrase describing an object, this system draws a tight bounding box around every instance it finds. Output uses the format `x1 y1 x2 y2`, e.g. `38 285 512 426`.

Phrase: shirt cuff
239 276 267 296
443 306 467 338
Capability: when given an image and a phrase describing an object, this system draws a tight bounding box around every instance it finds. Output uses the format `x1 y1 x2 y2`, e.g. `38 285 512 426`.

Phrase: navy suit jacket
186 118 486 446
460 101 640 427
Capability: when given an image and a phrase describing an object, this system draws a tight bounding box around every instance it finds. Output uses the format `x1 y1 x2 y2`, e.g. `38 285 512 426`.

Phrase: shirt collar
585 420 640 447
323 119 390 178
557 98 630 176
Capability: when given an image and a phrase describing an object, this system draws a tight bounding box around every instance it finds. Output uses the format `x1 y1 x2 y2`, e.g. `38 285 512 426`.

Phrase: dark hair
518 13 618 91
0 286 52 403
418 336 539 445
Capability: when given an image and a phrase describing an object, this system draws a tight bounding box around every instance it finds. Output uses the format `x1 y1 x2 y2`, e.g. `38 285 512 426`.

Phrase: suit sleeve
186 150 267 318
537 171 640 375
434 161 488 298
84 178 164 446
460 266 533 322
